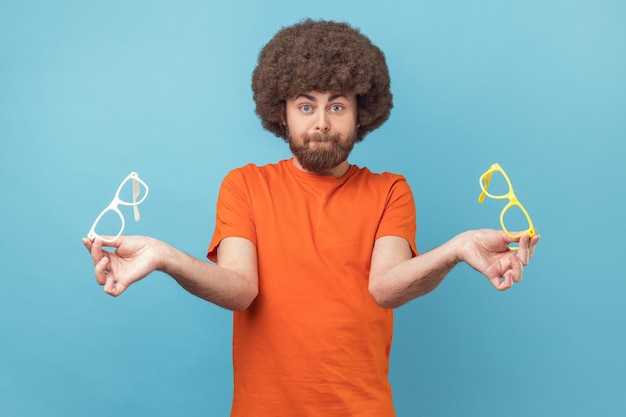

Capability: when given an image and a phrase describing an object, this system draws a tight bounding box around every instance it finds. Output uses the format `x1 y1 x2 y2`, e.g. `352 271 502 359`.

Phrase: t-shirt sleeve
207 169 257 263
375 177 418 257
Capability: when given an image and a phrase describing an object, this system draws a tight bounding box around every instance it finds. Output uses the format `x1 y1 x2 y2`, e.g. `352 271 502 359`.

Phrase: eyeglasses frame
478 163 536 239
87 171 149 242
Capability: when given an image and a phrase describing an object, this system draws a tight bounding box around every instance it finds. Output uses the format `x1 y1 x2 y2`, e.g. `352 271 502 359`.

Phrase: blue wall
1 0 624 415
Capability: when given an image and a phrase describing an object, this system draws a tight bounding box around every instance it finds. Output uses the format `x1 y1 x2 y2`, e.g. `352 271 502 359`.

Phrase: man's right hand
82 236 162 297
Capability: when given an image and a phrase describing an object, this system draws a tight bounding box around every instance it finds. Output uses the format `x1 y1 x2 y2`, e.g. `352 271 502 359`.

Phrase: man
83 19 539 417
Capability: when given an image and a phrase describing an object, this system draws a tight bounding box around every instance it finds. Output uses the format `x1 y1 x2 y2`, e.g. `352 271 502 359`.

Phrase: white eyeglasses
87 172 149 242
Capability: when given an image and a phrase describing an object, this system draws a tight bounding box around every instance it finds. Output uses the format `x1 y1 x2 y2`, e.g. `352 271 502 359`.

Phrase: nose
314 110 330 132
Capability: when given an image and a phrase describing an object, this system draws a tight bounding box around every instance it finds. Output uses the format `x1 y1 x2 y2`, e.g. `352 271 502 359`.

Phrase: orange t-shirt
208 159 417 417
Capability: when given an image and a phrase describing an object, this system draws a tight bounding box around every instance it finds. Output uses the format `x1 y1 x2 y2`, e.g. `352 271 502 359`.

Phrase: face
284 91 358 175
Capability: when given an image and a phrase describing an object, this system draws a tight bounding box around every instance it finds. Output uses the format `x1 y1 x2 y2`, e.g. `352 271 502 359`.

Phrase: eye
299 104 313 113
330 104 344 112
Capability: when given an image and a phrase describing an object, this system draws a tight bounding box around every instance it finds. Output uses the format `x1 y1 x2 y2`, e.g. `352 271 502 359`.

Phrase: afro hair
251 19 393 142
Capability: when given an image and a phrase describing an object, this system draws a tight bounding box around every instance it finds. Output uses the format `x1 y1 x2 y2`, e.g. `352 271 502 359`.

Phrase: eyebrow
293 93 352 102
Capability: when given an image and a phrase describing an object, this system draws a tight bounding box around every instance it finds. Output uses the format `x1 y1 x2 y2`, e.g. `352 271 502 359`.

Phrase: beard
288 129 357 174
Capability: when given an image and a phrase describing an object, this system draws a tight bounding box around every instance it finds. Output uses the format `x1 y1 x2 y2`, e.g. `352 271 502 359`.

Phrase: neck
291 158 350 178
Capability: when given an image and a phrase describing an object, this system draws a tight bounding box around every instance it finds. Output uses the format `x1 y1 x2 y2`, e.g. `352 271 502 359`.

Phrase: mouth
306 134 332 144
307 140 333 149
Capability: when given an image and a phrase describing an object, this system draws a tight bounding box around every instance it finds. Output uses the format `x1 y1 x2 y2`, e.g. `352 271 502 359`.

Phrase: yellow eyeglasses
478 163 536 241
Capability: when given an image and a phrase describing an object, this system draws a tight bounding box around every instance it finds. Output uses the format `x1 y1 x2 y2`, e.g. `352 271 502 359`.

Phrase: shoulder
223 160 289 183
351 164 406 179
219 161 293 199
350 165 411 189
228 160 289 177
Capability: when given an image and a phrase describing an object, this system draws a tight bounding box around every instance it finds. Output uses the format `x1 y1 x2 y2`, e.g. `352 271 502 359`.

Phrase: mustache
303 132 341 144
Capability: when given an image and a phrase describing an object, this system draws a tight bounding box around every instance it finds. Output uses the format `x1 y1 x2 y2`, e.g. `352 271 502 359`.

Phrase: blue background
1 0 625 415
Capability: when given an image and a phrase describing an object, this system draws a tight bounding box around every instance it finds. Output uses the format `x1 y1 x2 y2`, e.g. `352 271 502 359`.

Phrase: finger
489 252 519 290
529 235 540 259
91 237 125 263
98 236 123 247
91 236 124 248
489 276 503 290
501 275 513 290
104 275 118 296
103 275 116 295
90 239 105 266
490 275 513 291
510 254 523 283
104 276 127 297
82 238 93 252
504 250 523 284
94 256 109 285
489 263 514 291
501 230 521 245
516 235 531 266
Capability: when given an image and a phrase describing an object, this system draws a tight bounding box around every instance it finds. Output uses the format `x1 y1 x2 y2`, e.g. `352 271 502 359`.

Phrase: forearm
155 240 258 311
370 236 463 308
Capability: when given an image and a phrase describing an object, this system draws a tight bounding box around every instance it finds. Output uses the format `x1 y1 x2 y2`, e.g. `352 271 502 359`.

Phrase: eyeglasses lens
118 177 148 205
483 170 511 198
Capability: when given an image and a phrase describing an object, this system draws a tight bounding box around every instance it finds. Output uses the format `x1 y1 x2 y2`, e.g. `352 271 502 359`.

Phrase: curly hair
251 19 393 142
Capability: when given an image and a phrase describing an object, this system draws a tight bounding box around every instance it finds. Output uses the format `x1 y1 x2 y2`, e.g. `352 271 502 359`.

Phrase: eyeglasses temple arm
478 172 493 203
133 178 141 221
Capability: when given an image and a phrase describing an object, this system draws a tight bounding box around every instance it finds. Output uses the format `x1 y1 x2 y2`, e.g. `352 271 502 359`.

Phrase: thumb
82 237 93 252
97 236 124 249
